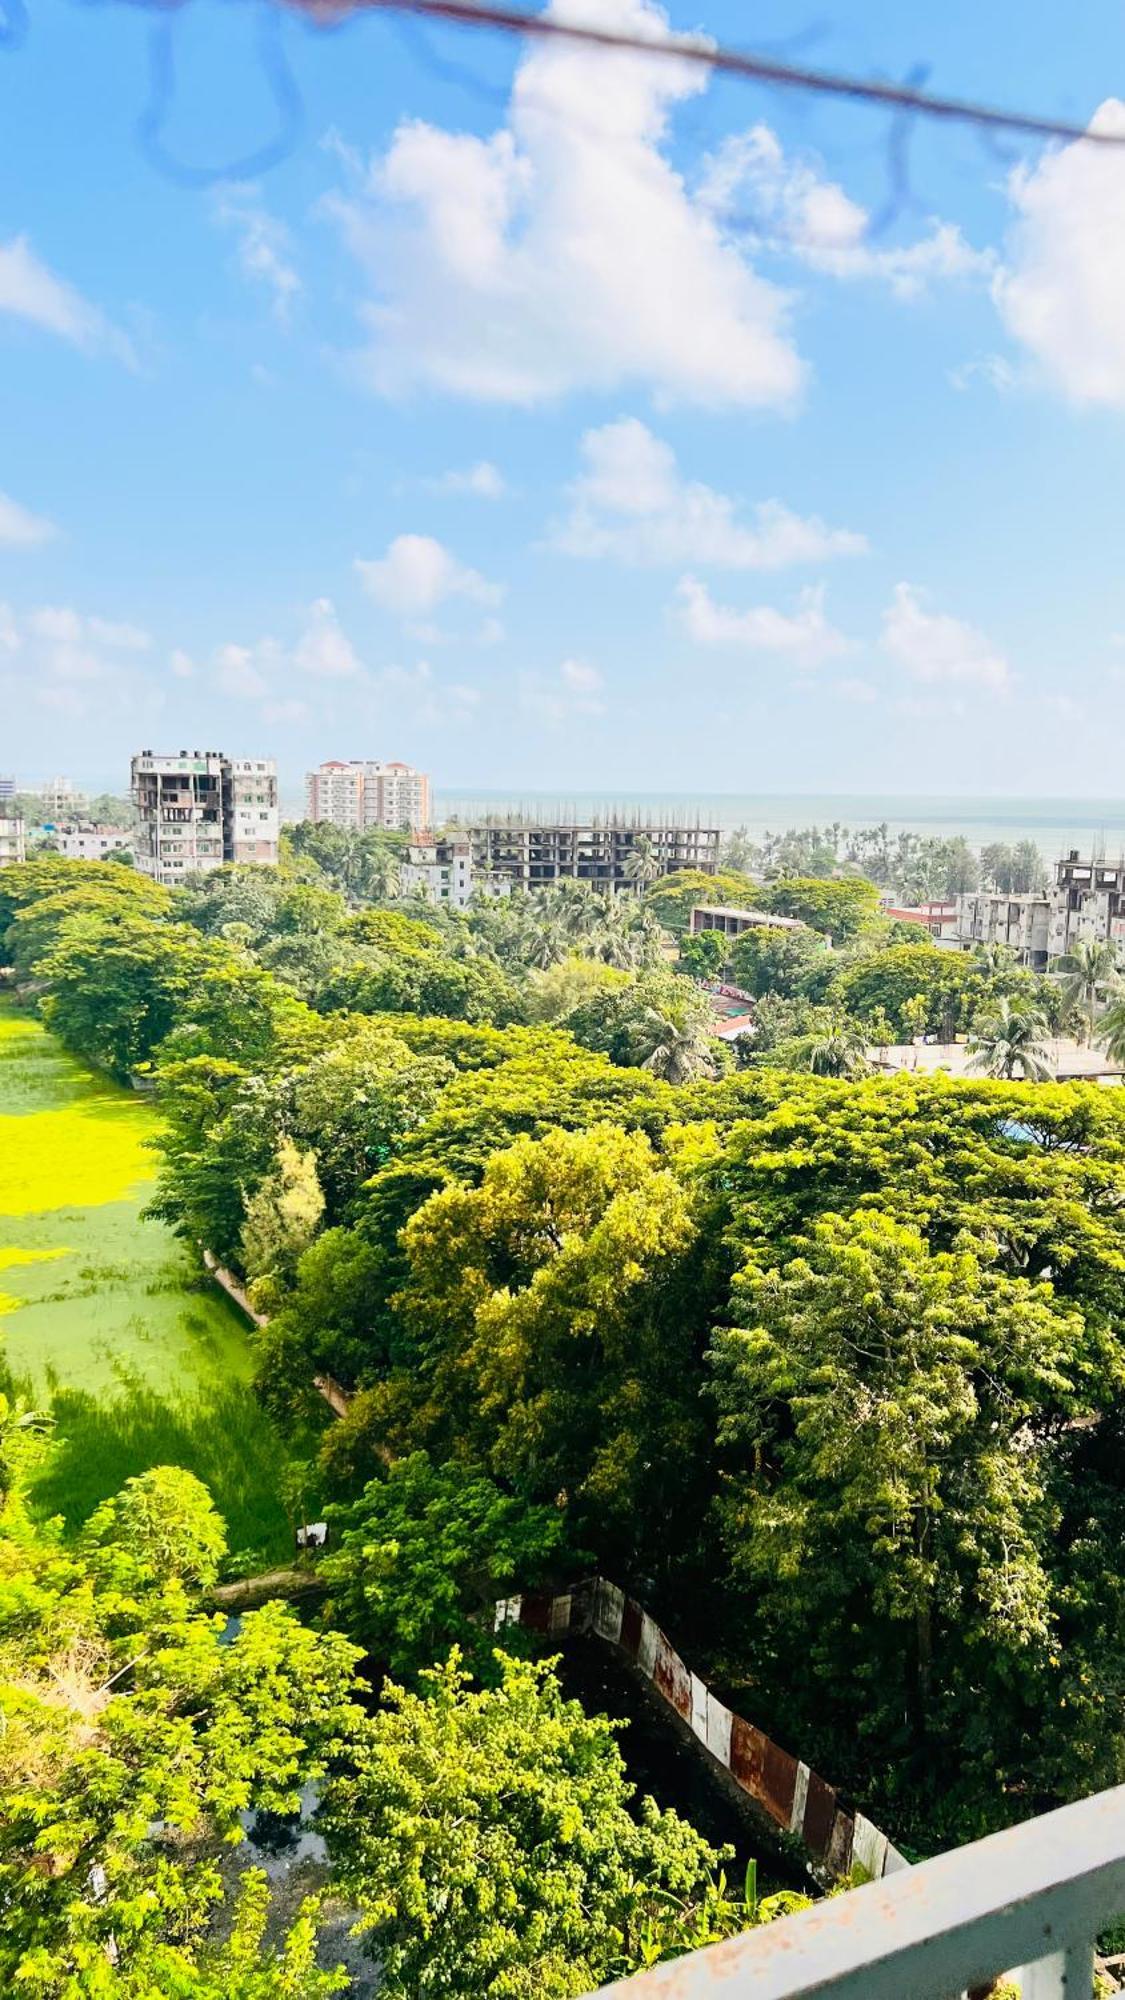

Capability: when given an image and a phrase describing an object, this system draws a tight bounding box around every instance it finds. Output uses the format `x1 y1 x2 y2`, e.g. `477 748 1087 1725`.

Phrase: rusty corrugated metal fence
496 1577 908 1885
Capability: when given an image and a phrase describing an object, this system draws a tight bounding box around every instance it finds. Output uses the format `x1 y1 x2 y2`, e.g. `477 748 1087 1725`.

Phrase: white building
401 837 510 908
957 853 1125 971
305 760 430 833
227 758 280 865
0 817 26 867
56 824 133 861
131 750 278 885
39 776 85 821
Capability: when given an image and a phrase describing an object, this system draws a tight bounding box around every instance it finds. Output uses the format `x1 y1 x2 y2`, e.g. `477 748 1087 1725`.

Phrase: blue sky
4 0 1125 797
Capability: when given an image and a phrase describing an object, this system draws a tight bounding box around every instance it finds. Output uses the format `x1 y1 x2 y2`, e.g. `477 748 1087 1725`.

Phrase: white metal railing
592 1783 1125 1999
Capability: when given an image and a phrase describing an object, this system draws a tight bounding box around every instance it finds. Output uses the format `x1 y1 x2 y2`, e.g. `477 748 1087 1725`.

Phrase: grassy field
0 1004 294 1562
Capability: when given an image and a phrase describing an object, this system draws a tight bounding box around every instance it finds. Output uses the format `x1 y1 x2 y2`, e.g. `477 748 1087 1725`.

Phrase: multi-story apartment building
131 751 278 885
0 776 15 803
56 824 134 861
957 852 1125 970
401 837 510 908
0 817 26 867
39 776 85 821
305 760 431 833
463 818 720 893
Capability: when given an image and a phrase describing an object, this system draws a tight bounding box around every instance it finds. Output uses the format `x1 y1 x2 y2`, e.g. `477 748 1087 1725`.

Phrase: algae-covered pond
0 1004 293 1561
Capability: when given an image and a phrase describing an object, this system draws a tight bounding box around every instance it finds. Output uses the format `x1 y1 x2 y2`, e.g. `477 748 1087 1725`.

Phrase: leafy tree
34 910 211 1077
523 953 629 1024
640 1003 720 1083
759 875 879 942
321 1452 568 1678
727 925 827 999
241 1136 325 1293
390 1124 715 1571
711 1210 1092 1826
322 1650 726 2000
677 928 727 981
644 869 761 935
967 999 1054 1081
79 1464 228 1592
288 1022 453 1220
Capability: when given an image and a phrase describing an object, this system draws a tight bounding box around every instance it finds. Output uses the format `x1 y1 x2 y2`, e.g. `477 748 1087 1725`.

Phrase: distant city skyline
4 0 1125 790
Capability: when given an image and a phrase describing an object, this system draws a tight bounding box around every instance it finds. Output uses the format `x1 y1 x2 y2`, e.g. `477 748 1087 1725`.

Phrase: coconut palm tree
806 1021 870 1078
623 836 662 890
1057 936 1118 1043
639 1008 717 1084
1098 994 1125 1065
966 999 1054 1081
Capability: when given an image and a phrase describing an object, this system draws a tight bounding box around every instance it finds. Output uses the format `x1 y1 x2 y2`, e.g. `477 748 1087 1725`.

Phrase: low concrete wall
497 1576 909 1887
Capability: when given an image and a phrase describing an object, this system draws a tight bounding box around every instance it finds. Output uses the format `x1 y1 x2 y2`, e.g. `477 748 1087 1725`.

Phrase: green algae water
0 1004 293 1560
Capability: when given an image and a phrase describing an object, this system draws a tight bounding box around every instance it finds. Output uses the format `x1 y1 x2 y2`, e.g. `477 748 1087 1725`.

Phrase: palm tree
971 941 1016 977
966 999 1054 1081
806 1021 870 1078
623 836 661 890
1057 937 1118 1043
1098 995 1125 1065
639 1009 717 1084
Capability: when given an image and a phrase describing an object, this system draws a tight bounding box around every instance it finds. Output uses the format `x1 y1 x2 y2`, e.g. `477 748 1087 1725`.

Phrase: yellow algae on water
0 1103 156 1217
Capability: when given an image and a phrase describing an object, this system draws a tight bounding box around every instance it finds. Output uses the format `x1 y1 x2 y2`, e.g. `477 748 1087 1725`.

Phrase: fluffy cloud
882 583 1011 691
994 99 1125 405
356 534 501 616
0 237 132 360
293 597 362 678
213 184 301 322
0 601 153 717
698 126 991 299
325 0 802 409
0 491 56 548
553 417 867 567
675 574 849 666
520 656 605 724
424 461 508 499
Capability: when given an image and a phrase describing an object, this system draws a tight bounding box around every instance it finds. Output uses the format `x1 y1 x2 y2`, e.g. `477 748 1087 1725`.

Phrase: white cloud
948 354 1017 394
356 533 501 616
325 0 802 409
213 183 301 322
170 648 195 679
0 601 153 716
835 676 876 703
263 697 311 725
424 461 508 499
0 236 132 360
215 641 272 700
294 596 362 678
994 99 1125 405
882 583 1011 691
675 574 849 666
520 655 606 724
0 490 56 548
553 417 867 567
697 125 991 299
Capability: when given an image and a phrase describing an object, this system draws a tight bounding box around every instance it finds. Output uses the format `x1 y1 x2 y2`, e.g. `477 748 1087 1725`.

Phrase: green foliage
387 1124 715 1570
321 1650 727 1999
677 929 727 981
728 925 828 998
644 869 761 934
241 1136 326 1294
758 874 880 941
79 1463 228 1592
321 1451 568 1677
0 1471 366 1995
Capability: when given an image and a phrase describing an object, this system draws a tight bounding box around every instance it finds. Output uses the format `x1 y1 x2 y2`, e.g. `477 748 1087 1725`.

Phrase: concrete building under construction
461 817 720 892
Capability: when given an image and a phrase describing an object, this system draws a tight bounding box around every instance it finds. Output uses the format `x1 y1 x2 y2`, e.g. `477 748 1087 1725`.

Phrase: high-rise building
0 776 15 803
462 818 720 893
0 817 26 867
131 750 279 885
39 776 85 821
305 760 430 833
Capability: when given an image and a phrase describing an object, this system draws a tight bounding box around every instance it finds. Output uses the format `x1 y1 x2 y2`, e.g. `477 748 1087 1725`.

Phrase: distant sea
429 792 1125 865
